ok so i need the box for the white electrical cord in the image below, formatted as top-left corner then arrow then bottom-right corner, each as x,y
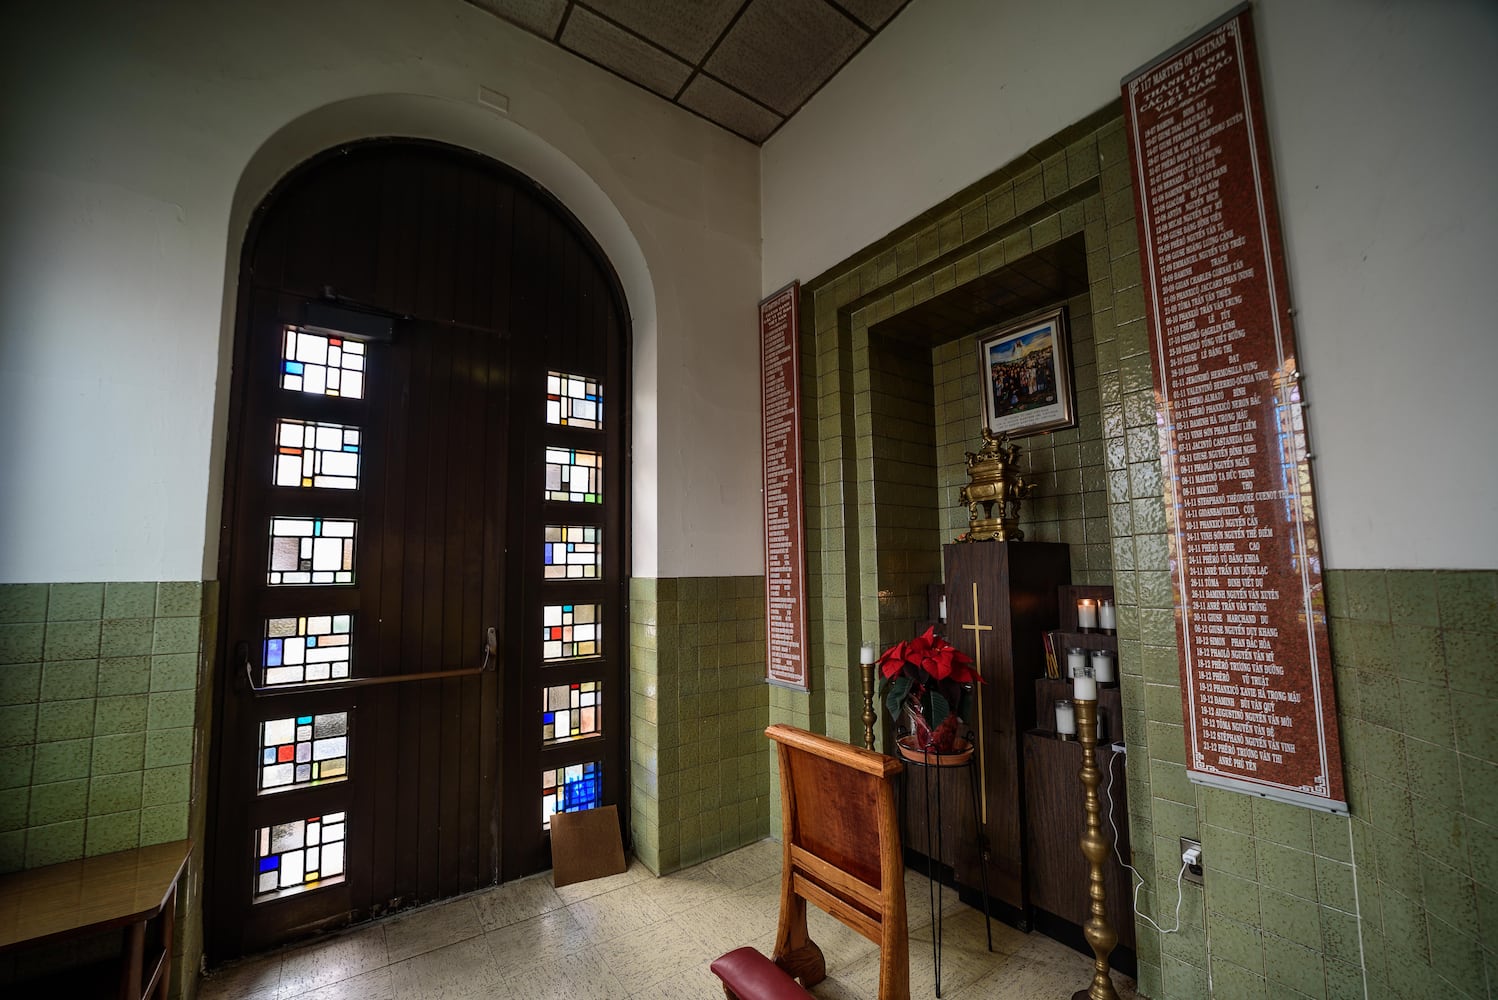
1104,749 -> 1187,934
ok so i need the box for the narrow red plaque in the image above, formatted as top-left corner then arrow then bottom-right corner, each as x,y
1122,6 -> 1345,811
761,282 -> 809,691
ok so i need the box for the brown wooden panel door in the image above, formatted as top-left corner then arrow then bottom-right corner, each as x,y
207,141 -> 629,961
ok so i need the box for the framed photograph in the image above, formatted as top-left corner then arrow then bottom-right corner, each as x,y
976,306 -> 1075,437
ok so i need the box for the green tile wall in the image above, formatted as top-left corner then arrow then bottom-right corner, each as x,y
0,582 -> 201,870
629,576 -> 771,874
779,102 -> 1498,999
0,580 -> 209,998
931,289 -> 1112,584
789,107 -> 1119,746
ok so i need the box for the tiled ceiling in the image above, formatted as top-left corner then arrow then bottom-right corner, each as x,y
465,0 -> 914,143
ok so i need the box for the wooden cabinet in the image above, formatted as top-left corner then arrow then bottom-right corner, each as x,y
901,541 -> 1069,917
1023,680 -> 1135,948
1022,584 -> 1135,949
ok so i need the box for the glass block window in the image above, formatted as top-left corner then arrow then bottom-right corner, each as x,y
274,418 -> 361,490
267,518 -> 356,585
280,328 -> 365,399
544,447 -> 602,504
546,372 -> 601,429
254,812 -> 346,900
543,526 -> 601,580
259,713 -> 348,792
543,604 -> 601,661
541,762 -> 600,830
263,614 -> 352,685
542,682 -> 601,746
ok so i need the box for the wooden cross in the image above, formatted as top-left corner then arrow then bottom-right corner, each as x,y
960,581 -> 990,825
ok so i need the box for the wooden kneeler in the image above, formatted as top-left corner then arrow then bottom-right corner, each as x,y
765,723 -> 909,1000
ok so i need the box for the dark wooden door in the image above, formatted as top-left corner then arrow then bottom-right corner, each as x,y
207,141 -> 629,960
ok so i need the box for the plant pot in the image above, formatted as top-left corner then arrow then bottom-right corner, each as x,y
895,734 -> 974,766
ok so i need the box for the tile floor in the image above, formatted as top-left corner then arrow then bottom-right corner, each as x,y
198,839 -> 1140,1000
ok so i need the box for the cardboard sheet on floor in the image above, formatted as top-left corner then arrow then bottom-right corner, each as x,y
550,804 -> 627,888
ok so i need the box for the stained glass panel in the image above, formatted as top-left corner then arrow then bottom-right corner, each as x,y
544,447 -> 602,504
542,682 -> 601,745
267,517 -> 356,585
543,526 -> 601,580
273,418 -> 361,490
259,712 -> 348,792
280,327 -> 366,399
253,811 -> 346,900
546,372 -> 601,429
541,762 -> 600,830
542,604 -> 601,661
263,614 -> 352,685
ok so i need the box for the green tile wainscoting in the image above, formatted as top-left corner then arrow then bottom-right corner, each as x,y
0,579 -> 213,998
629,576 -> 772,875
778,97 -> 1498,1000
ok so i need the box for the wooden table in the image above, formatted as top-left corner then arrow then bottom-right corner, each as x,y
0,840 -> 192,999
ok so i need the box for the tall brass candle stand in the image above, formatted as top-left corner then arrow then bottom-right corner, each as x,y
861,661 -> 877,751
1073,696 -> 1120,1000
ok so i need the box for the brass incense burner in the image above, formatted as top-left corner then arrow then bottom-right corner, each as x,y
959,427 -> 1034,541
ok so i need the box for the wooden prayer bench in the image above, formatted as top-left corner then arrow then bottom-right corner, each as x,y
765,724 -> 909,1000
0,839 -> 192,999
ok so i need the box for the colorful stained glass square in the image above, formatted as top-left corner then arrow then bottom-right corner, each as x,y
273,418 -> 361,490
541,681 -> 601,745
253,811 -> 347,900
542,604 -> 601,661
263,614 -> 352,685
541,762 -> 600,830
267,517 -> 356,585
543,525 -> 601,580
259,712 -> 349,792
280,327 -> 366,399
546,372 -> 601,429
544,447 -> 602,504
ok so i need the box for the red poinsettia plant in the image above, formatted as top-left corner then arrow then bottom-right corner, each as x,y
878,627 -> 982,753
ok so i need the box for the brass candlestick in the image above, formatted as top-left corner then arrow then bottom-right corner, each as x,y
1073,697 -> 1120,1000
861,661 -> 877,751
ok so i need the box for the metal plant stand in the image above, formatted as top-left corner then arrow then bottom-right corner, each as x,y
896,726 -> 993,998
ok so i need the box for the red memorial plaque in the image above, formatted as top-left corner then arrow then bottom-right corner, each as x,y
1122,5 -> 1345,812
761,283 -> 809,690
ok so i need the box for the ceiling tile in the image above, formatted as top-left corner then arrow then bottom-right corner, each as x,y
836,0 -> 909,31
706,0 -> 867,116
464,0 -> 568,38
583,0 -> 745,63
679,75 -> 784,143
561,6 -> 694,99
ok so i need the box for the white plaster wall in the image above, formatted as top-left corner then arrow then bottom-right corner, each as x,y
0,0 -> 764,583
763,0 -> 1498,570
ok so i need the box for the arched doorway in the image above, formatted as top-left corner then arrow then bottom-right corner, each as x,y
207,140 -> 630,960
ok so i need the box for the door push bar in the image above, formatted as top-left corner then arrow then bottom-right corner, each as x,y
239,627 -> 497,697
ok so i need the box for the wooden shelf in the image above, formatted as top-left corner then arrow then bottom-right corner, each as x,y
1021,583 -> 1136,950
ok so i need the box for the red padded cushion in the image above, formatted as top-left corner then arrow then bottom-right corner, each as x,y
710,947 -> 812,1000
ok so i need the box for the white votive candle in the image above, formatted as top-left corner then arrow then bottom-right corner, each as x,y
1074,672 -> 1098,701
1091,648 -> 1116,683
1055,699 -> 1076,737
860,644 -> 875,665
1067,648 -> 1088,677
939,596 -> 947,621
1099,599 -> 1116,631
1077,598 -> 1098,630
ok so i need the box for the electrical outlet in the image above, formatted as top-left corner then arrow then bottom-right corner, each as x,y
1180,836 -> 1203,885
